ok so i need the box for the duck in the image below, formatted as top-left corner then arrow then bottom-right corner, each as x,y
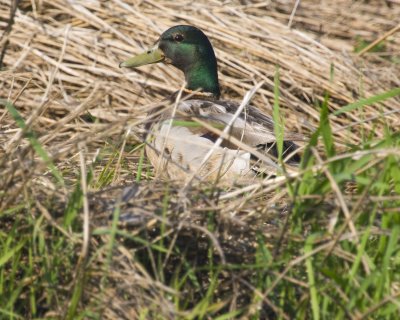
120,25 -> 302,183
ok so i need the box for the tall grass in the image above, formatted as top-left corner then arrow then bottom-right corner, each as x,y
1,0 -> 400,318
1,86 -> 400,318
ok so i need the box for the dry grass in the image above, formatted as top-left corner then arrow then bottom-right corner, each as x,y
1,0 -> 400,319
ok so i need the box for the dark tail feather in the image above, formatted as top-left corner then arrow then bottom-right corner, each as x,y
256,141 -> 301,165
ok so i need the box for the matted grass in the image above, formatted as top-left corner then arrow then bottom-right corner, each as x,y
1,0 -> 400,319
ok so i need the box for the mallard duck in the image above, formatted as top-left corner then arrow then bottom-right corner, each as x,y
120,25 -> 302,183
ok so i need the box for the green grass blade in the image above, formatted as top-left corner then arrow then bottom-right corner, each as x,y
65,274 -> 85,320
0,241 -> 26,268
334,87 -> 400,115
136,146 -> 145,182
320,93 -> 335,157
305,235 -> 320,320
170,120 -> 224,129
3,99 -> 64,186
0,308 -> 24,320
375,225 -> 400,301
214,309 -> 242,320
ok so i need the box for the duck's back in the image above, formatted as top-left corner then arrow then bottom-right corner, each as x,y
145,98 -> 302,183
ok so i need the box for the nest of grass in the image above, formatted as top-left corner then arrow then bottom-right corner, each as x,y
1,0 -> 400,318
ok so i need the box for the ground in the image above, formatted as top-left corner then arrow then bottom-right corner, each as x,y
1,0 -> 400,319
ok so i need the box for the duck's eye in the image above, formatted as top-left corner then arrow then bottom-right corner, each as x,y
174,34 -> 184,42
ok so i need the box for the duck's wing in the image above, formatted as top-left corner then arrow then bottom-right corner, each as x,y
173,98 -> 304,165
147,98 -> 301,182
176,99 -> 303,147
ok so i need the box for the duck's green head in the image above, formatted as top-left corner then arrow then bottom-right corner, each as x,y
120,25 -> 220,98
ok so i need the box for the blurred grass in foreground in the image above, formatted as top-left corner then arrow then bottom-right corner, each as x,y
1,85 -> 400,319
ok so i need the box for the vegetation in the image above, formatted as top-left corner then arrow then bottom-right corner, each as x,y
1,0 -> 400,319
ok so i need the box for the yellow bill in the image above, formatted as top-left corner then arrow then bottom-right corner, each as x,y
119,45 -> 165,68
